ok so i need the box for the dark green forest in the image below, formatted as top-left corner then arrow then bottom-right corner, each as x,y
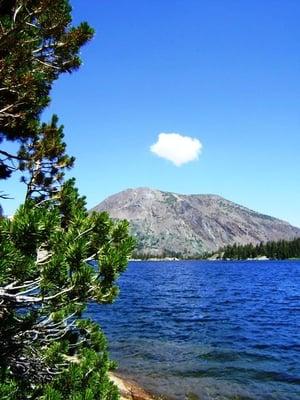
219,237 -> 300,260
132,237 -> 300,260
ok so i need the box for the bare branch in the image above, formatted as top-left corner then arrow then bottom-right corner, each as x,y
4,278 -> 41,291
0,285 -> 74,304
35,58 -> 60,70
0,104 -> 15,113
75,226 -> 94,241
0,149 -> 24,161
13,4 -> 23,23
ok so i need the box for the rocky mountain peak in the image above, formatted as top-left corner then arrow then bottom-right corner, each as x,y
91,188 -> 300,257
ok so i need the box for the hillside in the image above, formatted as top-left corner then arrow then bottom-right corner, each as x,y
90,188 -> 300,257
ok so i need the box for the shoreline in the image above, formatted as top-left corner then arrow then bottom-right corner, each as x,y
130,257 -> 300,261
110,372 -> 158,400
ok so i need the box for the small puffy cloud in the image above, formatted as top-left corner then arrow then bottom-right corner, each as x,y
150,132 -> 202,166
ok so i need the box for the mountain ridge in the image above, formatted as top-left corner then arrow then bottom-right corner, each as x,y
90,187 -> 300,257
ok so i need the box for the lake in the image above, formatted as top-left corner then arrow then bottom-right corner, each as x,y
87,260 -> 300,400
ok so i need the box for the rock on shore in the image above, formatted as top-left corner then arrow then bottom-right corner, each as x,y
109,373 -> 154,400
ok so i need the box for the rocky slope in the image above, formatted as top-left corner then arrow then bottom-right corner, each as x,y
90,188 -> 300,257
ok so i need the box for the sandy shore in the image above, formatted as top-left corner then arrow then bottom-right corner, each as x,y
110,372 -> 157,400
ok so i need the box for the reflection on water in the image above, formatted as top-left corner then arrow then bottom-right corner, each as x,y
87,260 -> 300,399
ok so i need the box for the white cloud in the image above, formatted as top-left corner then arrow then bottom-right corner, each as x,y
150,133 -> 202,166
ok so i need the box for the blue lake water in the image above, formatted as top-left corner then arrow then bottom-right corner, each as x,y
87,260 -> 300,400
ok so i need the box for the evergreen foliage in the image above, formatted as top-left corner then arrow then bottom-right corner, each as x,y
219,238 -> 300,260
18,114 -> 75,200
0,0 -> 93,179
0,1 -> 135,399
0,186 -> 134,399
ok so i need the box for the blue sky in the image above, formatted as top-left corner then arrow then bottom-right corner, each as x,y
2,0 -> 300,227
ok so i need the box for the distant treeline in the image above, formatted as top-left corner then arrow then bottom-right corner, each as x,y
131,238 -> 300,260
131,250 -> 185,260
219,237 -> 300,260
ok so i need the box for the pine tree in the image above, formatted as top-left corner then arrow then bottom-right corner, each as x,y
0,0 -> 93,180
0,175 -> 134,399
18,114 -> 75,201
0,2 -> 135,399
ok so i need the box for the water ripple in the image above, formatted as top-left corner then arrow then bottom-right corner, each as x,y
87,260 -> 300,400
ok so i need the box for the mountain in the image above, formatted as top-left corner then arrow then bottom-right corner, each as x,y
90,188 -> 300,257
